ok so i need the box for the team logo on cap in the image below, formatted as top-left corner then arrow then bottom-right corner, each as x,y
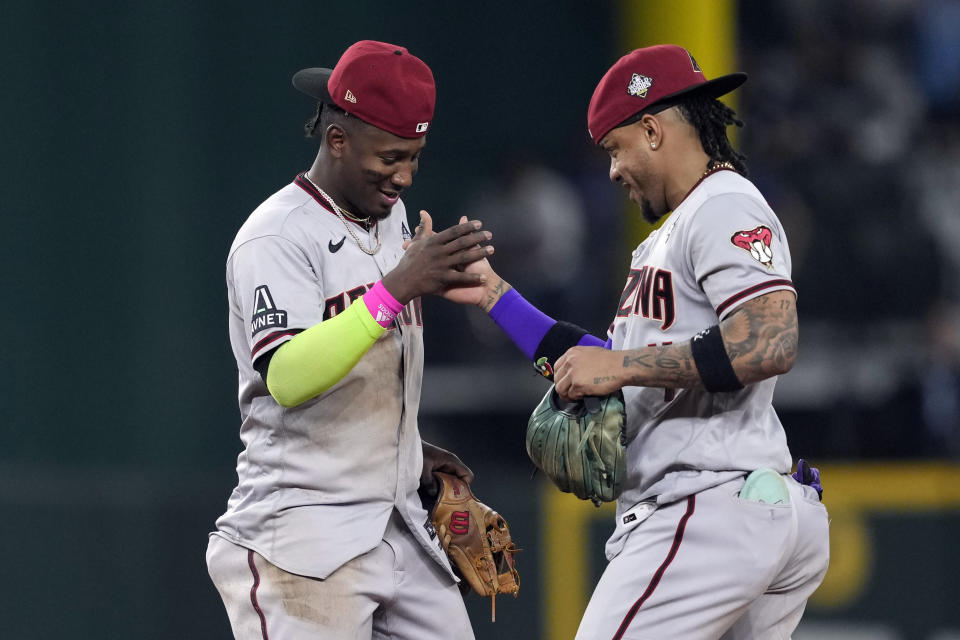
627,73 -> 653,99
688,52 -> 702,73
344,90 -> 357,103
416,122 -> 429,133
731,226 -> 774,269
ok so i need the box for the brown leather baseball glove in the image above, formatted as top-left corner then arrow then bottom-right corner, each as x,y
428,472 -> 519,621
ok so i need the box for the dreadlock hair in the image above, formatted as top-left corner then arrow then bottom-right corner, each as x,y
304,102 -> 353,140
304,101 -> 324,138
675,93 -> 749,177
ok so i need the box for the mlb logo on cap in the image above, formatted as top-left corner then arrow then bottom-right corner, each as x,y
587,44 -> 747,143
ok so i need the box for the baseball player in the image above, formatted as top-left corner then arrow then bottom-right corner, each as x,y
455,45 -> 830,639
205,40 -> 494,639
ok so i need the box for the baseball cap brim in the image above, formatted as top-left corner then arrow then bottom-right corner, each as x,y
292,67 -> 335,104
644,71 -> 748,114
609,72 -> 748,137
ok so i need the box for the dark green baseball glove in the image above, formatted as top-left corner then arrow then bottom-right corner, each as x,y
526,386 -> 627,506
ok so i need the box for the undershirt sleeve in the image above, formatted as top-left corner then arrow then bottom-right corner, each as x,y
265,296 -> 385,407
488,288 -> 606,362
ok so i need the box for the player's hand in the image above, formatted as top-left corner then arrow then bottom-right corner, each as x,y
440,216 -> 509,307
420,441 -> 474,497
384,211 -> 494,304
554,346 -> 626,401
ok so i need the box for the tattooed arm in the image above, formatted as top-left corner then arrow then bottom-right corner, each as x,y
478,276 -> 511,312
716,289 -> 798,385
553,290 -> 797,399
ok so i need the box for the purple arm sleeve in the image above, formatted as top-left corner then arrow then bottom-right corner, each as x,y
488,288 -> 607,360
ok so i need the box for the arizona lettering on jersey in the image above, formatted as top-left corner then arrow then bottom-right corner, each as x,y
324,285 -> 423,327
616,266 -> 675,330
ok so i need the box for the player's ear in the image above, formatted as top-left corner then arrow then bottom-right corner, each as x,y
325,123 -> 347,158
639,114 -> 662,150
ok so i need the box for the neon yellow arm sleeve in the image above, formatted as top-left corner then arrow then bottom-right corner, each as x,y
265,297 -> 385,407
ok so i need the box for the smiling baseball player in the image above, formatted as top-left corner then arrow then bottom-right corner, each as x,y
206,40 -> 494,639
455,45 -> 830,639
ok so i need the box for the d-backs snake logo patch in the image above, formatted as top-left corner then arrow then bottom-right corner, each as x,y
731,225 -> 774,269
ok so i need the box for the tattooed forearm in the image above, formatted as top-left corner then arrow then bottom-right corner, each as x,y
621,343 -> 700,388
616,291 -> 797,390
479,278 -> 509,312
623,353 -> 652,368
720,290 -> 798,384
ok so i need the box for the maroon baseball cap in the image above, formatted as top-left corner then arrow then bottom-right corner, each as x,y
587,44 -> 747,143
292,40 -> 435,139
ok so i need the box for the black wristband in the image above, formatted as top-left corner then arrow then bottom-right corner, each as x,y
534,321 -> 589,366
690,325 -> 744,393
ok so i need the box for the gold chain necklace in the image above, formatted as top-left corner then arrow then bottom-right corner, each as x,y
303,174 -> 381,255
702,161 -> 736,179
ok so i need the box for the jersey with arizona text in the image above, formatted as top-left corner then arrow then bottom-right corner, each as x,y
605,169 -> 795,558
213,173 -> 454,581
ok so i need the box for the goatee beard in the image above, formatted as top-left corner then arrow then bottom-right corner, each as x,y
640,197 -> 664,224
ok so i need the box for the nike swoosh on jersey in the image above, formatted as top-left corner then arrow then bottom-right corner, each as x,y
328,237 -> 346,253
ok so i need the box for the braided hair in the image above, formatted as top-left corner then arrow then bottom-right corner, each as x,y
304,101 -> 324,138
304,102 -> 353,140
676,93 -> 749,177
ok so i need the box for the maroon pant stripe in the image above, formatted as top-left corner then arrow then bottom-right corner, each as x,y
612,495 -> 696,640
247,550 -> 269,640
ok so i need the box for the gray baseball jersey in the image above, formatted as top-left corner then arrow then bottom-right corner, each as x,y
212,173 -> 453,581
575,169 -> 828,639
605,168 -> 795,558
